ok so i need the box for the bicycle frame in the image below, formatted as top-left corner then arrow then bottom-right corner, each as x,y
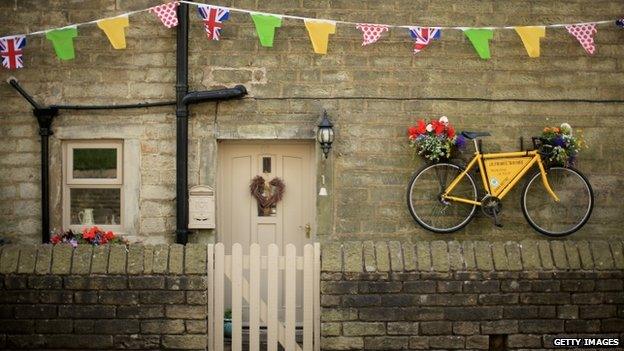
442,139 -> 560,206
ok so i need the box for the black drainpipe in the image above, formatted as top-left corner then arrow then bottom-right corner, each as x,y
175,3 -> 190,244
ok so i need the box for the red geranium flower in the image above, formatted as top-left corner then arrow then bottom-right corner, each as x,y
105,231 -> 115,241
416,120 -> 426,134
432,120 -> 445,135
447,126 -> 456,138
408,126 -> 419,140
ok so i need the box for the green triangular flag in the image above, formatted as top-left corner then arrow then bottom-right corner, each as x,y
463,29 -> 494,60
250,13 -> 282,47
46,27 -> 78,60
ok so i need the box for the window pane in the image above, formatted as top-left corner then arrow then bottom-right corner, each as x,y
73,148 -> 117,178
70,188 -> 121,225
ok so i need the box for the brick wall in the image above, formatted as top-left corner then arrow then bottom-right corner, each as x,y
0,244 -> 209,350
1,241 -> 623,350
0,0 -> 623,243
321,240 -> 624,350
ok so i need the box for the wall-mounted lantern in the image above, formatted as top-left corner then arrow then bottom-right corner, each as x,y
317,110 -> 334,159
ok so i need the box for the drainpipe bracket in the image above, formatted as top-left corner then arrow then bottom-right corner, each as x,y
33,107 -> 58,136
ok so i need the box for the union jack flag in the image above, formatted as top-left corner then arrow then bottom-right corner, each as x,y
197,5 -> 230,40
408,27 -> 441,54
0,35 -> 26,70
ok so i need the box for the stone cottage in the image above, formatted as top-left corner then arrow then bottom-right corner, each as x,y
0,1 -> 623,350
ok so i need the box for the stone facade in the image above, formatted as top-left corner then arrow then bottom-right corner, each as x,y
1,0 -> 623,244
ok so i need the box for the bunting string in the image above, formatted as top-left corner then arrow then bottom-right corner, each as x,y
0,0 -> 621,66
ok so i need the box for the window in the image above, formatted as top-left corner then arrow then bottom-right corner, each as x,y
63,141 -> 124,232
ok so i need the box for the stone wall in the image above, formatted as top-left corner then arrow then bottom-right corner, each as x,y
0,244 -> 209,350
0,0 -> 623,244
320,240 -> 624,350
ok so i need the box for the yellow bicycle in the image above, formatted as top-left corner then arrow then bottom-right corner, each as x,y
407,131 -> 594,236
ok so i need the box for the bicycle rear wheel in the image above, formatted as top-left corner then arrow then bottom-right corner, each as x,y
407,162 -> 478,233
521,166 -> 593,237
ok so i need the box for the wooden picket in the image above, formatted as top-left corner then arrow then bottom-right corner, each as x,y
207,243 -> 321,351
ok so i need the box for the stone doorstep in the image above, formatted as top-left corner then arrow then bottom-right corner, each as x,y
222,326 -> 304,351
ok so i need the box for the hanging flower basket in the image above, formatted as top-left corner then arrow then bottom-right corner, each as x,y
533,123 -> 587,167
407,116 -> 465,163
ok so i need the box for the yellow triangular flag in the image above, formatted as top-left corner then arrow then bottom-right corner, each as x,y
304,20 -> 336,54
514,26 -> 545,58
97,16 -> 130,49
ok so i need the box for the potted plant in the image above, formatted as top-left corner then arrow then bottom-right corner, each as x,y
408,116 -> 465,163
224,309 -> 232,338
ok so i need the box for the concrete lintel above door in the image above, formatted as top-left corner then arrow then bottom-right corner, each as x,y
215,123 -> 316,140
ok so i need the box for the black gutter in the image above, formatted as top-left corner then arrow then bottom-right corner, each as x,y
175,2 -> 190,244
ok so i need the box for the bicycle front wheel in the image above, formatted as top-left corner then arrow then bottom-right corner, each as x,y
521,166 -> 593,237
407,162 -> 478,233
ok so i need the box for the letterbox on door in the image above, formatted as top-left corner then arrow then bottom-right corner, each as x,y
188,185 -> 215,229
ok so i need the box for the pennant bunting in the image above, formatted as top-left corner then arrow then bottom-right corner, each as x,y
566,24 -> 597,55
355,24 -> 389,46
97,16 -> 130,49
408,27 -> 441,54
0,36 -> 26,70
45,27 -> 78,60
150,2 -> 179,28
463,29 -> 494,60
617,19 -> 624,28
250,13 -> 282,47
514,26 -> 545,58
304,20 -> 336,54
198,5 -> 230,40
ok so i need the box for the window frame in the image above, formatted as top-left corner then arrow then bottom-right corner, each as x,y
62,140 -> 125,233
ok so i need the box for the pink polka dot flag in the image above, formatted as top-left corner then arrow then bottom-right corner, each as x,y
565,24 -> 597,55
150,2 -> 179,29
356,24 -> 389,46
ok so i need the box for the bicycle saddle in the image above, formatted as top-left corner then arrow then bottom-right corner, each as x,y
461,131 -> 491,139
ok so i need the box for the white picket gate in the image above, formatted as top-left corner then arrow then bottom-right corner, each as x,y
207,243 -> 321,351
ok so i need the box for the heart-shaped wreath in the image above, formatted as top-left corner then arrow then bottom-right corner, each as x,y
250,176 -> 285,214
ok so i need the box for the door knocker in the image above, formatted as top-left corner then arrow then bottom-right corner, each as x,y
250,176 -> 285,216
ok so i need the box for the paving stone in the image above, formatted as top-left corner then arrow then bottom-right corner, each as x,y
430,241 -> 449,272
416,242 -> 431,271
343,241 -> 362,272
17,245 -> 37,274
143,245 -> 154,274
564,241 -> 581,269
550,241 -> 568,269
71,245 -> 92,274
375,241 -> 390,272
108,244 -> 127,274
462,241 -> 477,270
590,241 -> 614,270
322,242 -> 342,272
491,242 -> 509,271
184,244 -> 206,274
153,244 -> 169,274
168,244 -> 184,274
388,241 -> 403,271
402,242 -> 416,271
127,245 -> 145,274
611,241 -> 624,269
504,241 -> 522,271
91,245 -> 109,274
537,240 -> 554,270
474,241 -> 493,271
0,245 -> 19,274
576,241 -> 594,269
51,244 -> 72,275
520,240 -> 541,270
448,241 -> 464,271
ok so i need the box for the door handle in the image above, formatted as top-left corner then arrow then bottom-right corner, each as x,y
305,223 -> 311,238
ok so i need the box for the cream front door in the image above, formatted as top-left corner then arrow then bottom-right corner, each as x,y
217,141 -> 316,324
217,141 -> 316,252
